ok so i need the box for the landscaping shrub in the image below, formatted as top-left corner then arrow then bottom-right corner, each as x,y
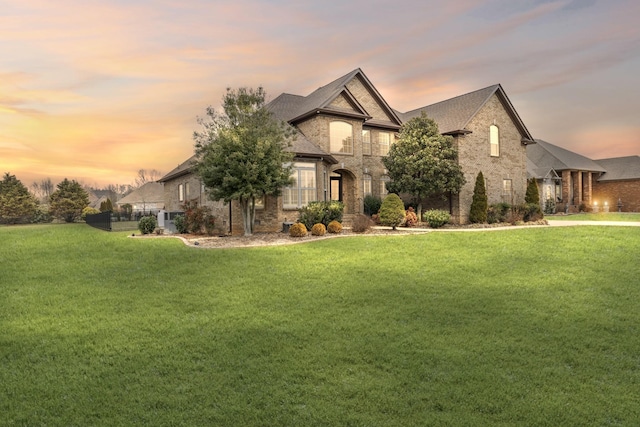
363,195 -> 382,216
351,214 -> 371,233
81,207 -> 100,220
522,203 -> 543,222
327,220 -> 343,234
469,171 -> 488,223
138,215 -> 157,235
289,222 -> 307,237
298,201 -> 344,230
379,193 -> 406,230
487,203 -> 511,224
182,199 -> 215,235
173,214 -> 188,234
525,178 -> 540,204
544,198 -> 556,215
311,223 -> 326,236
404,207 -> 418,227
422,209 -> 450,228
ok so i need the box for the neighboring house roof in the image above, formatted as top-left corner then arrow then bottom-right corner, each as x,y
527,139 -> 606,173
117,182 -> 164,205
268,68 -> 402,129
595,156 -> 640,181
158,155 -> 196,182
399,84 -> 534,143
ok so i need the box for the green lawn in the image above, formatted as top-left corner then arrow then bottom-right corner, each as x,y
548,212 -> 640,221
1,224 -> 639,426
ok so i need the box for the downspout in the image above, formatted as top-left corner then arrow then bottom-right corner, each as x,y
229,202 -> 232,235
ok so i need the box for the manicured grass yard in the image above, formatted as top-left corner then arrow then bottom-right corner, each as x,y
549,212 -> 640,222
1,224 -> 639,425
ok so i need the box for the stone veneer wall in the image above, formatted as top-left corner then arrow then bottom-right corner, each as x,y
454,94 -> 528,223
296,115 -> 394,214
593,179 -> 640,212
162,173 -> 230,233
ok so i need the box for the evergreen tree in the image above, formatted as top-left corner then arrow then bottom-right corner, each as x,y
469,172 -> 488,223
49,178 -> 90,223
193,87 -> 295,236
525,178 -> 540,205
382,112 -> 465,218
378,193 -> 406,230
0,173 -> 38,224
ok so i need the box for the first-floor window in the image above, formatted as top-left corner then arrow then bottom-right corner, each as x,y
283,162 -> 317,209
178,184 -> 184,202
380,176 -> 390,197
363,174 -> 372,196
503,179 -> 512,196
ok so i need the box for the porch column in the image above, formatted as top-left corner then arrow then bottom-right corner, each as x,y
583,172 -> 592,205
562,170 -> 571,204
572,171 -> 582,205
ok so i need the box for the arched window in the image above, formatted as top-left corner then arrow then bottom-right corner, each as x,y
330,121 -> 353,154
490,124 -> 499,157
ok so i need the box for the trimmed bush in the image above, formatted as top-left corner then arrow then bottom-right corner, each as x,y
327,220 -> 343,234
311,223 -> 326,236
544,198 -> 556,215
423,209 -> 450,228
522,203 -> 543,222
525,178 -> 540,204
138,215 -> 157,235
173,214 -> 188,234
351,214 -> 371,233
82,207 -> 100,220
404,207 -> 418,227
363,195 -> 382,216
298,201 -> 344,230
469,171 -> 488,223
379,194 -> 406,230
289,222 -> 307,237
487,203 -> 511,224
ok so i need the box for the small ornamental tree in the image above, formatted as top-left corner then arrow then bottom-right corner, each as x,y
193,87 -> 296,236
525,178 -> 540,205
0,172 -> 38,224
469,172 -> 488,223
382,112 -> 465,219
49,178 -> 90,223
379,193 -> 406,230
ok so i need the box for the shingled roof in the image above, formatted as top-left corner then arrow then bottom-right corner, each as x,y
267,68 -> 401,128
595,156 -> 640,181
399,84 -> 534,142
158,155 -> 196,182
527,139 -> 606,174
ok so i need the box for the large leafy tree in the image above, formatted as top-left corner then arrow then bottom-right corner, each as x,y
382,112 -> 465,218
49,178 -> 89,223
193,87 -> 296,236
0,173 -> 38,224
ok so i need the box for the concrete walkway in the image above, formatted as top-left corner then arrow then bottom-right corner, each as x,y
546,220 -> 640,227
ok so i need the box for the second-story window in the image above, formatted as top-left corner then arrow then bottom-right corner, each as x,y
379,132 -> 391,156
490,124 -> 500,157
330,121 -> 353,154
362,130 -> 371,155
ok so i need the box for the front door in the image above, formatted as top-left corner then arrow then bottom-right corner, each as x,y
330,174 -> 342,202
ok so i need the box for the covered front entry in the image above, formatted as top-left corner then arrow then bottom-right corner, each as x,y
329,169 -> 356,214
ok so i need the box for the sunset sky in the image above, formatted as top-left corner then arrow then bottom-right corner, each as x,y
1,0 -> 639,188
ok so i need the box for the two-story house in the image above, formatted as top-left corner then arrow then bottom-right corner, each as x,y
159,68 -> 534,234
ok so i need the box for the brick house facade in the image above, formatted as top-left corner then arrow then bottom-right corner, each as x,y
527,142 -> 639,213
160,68 -> 535,234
